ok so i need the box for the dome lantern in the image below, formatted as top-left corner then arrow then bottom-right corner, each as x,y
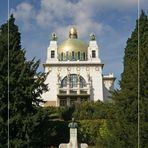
69,27 -> 78,39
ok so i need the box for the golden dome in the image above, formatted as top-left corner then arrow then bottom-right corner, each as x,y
58,38 -> 88,53
58,27 -> 88,61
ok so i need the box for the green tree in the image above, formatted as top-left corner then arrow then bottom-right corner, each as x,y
58,105 -> 75,121
104,10 -> 148,148
139,10 -> 148,148
106,12 -> 139,148
0,15 -> 48,147
73,101 -> 115,120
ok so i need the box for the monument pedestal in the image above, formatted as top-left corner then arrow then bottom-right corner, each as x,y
68,128 -> 78,148
59,119 -> 88,148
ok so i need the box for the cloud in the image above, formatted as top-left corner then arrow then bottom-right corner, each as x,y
36,0 -> 73,27
11,0 -> 138,35
53,18 -> 104,41
34,0 -> 112,40
11,0 -> 138,52
11,2 -> 35,21
11,2 -> 36,30
11,0 -> 139,48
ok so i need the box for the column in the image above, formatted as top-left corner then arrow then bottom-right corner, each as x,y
77,82 -> 80,95
87,82 -> 90,94
57,71 -> 60,94
77,72 -> 80,95
87,72 -> 91,94
77,97 -> 81,103
67,71 -> 70,95
67,97 -> 70,106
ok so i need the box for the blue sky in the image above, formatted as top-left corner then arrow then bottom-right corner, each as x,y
1,0 -> 148,88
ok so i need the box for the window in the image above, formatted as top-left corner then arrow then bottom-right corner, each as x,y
78,52 -> 80,60
92,50 -> 96,58
80,76 -> 87,88
66,51 -> 69,60
70,74 -> 77,88
61,52 -> 63,60
72,51 -> 75,60
51,51 -> 55,58
70,99 -> 75,105
60,99 -> 67,106
61,74 -> 86,88
83,52 -> 85,60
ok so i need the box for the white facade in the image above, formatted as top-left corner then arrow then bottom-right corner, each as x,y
42,28 -> 115,106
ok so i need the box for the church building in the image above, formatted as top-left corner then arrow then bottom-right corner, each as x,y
42,27 -> 115,107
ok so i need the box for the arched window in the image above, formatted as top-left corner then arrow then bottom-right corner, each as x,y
78,52 -> 80,60
61,52 -> 63,60
66,51 -> 69,60
83,52 -> 85,60
61,74 -> 86,88
92,50 -> 96,58
51,50 -> 55,58
72,51 -> 75,60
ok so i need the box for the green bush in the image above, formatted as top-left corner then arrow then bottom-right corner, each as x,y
78,120 -> 101,145
77,119 -> 110,146
33,104 -> 113,147
32,119 -> 69,147
30,117 -> 111,147
58,106 -> 75,121
45,106 -> 59,119
73,101 -> 115,120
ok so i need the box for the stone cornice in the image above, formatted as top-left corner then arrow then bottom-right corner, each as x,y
43,61 -> 104,68
103,77 -> 116,81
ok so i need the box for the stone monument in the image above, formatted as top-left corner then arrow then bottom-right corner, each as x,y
59,118 -> 88,148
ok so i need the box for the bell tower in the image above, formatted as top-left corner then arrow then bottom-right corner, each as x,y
88,33 -> 101,62
46,32 -> 58,63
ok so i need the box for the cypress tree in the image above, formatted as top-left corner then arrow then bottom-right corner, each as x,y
0,15 -> 48,147
0,14 -> 10,148
139,10 -> 148,148
106,10 -> 148,148
106,12 -> 138,148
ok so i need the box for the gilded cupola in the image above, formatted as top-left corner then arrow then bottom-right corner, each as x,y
58,27 -> 88,61
69,27 -> 78,38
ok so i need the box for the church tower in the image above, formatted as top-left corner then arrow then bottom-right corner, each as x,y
42,27 -> 115,106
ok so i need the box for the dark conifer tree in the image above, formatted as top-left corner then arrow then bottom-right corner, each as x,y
105,10 -> 148,148
139,10 -> 148,148
112,15 -> 138,148
0,15 -> 48,147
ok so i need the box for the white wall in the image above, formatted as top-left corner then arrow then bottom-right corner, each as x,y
43,62 -> 104,106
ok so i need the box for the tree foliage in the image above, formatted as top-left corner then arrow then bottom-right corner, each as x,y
0,15 -> 48,147
73,101 -> 115,120
104,10 -> 148,148
139,10 -> 148,148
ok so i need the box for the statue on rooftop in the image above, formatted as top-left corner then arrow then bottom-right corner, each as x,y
90,33 -> 96,41
51,32 -> 57,41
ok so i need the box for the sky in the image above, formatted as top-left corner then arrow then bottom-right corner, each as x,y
1,0 -> 148,88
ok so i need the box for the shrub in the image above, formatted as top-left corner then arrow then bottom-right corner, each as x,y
58,105 -> 75,121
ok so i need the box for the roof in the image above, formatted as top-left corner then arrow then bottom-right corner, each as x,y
58,38 -> 88,54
